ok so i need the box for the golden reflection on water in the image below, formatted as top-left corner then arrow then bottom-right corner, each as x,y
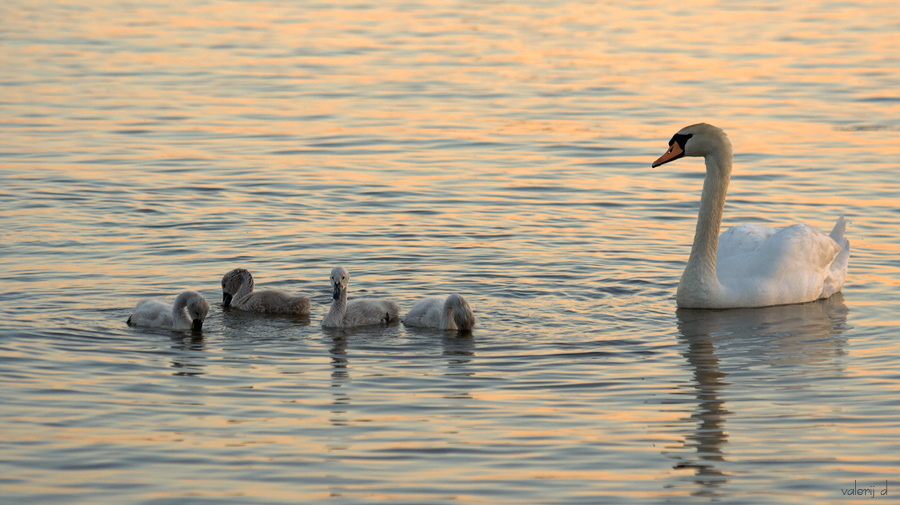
3,0 -> 900,503
672,295 -> 851,494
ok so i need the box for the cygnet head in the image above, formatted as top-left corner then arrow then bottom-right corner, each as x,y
330,266 -> 350,300
221,268 -> 250,307
652,123 -> 730,167
177,291 -> 210,331
190,297 -> 210,331
447,293 -> 476,331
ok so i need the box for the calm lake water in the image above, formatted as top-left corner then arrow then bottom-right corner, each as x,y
2,0 -> 899,503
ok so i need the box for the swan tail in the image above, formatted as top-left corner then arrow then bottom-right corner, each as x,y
822,216 -> 850,299
829,216 -> 850,260
829,216 -> 847,244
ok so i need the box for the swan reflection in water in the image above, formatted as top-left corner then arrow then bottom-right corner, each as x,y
323,325 -> 478,429
669,294 -> 849,496
169,334 -> 207,377
440,330 -> 476,401
323,328 -> 353,431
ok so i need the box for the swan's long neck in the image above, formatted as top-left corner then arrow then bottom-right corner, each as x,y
679,146 -> 732,302
172,292 -> 193,329
440,300 -> 457,330
235,270 -> 254,301
442,294 -> 474,330
328,286 -> 348,323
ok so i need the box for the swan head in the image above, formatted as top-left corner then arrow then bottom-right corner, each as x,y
177,291 -> 210,332
652,123 -> 730,167
330,266 -> 350,300
221,268 -> 247,307
189,296 -> 210,331
446,294 -> 476,331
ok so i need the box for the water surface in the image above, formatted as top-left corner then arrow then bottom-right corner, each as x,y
2,0 -> 899,503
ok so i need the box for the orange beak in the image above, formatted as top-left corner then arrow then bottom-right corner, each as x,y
652,142 -> 684,168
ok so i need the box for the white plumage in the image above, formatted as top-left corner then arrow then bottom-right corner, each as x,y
405,294 -> 475,331
652,123 -> 849,309
127,290 -> 210,331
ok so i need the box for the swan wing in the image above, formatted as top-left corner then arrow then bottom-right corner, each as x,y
236,290 -> 311,315
344,298 -> 400,326
716,224 -> 779,259
129,299 -> 174,328
405,296 -> 444,327
717,223 -> 842,306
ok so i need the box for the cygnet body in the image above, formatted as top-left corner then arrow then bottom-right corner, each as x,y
127,290 -> 209,331
321,266 -> 399,328
405,294 -> 475,331
221,268 -> 310,316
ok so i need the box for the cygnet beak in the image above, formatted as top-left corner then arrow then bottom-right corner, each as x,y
223,292 -> 233,307
192,319 -> 203,332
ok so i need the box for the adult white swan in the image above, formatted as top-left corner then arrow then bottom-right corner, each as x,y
127,290 -> 210,331
221,268 -> 311,316
321,266 -> 400,328
652,123 -> 849,309
405,294 -> 476,331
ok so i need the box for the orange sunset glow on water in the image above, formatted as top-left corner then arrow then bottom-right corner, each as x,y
1,0 -> 899,503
